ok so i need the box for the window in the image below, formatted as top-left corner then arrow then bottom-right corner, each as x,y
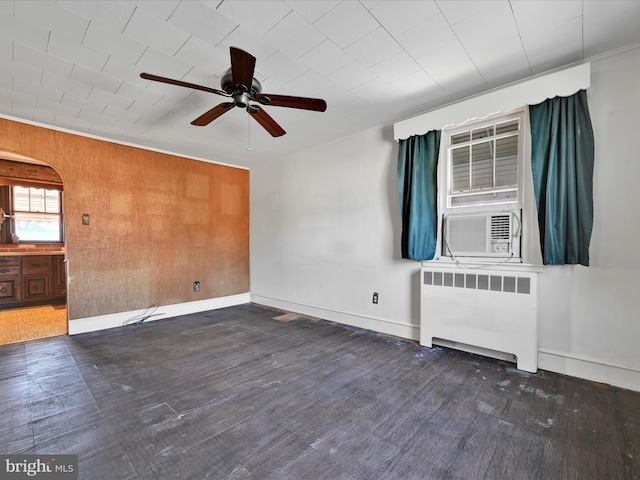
441,110 -> 527,262
12,186 -> 63,242
446,112 -> 524,210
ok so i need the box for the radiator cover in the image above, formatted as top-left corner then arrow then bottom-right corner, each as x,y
420,266 -> 539,372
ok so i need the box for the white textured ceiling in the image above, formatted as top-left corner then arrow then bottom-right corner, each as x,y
1,0 -> 640,168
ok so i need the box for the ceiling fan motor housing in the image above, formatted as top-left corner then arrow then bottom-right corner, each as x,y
221,69 -> 262,100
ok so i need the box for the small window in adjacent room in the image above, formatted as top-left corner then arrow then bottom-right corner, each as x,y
12,186 -> 63,242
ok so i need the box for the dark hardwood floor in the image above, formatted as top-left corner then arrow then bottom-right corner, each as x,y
1,303 -> 638,479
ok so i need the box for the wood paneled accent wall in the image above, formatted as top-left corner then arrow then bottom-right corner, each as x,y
0,118 -> 249,321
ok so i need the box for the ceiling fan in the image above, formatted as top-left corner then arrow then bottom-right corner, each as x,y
140,47 -> 327,138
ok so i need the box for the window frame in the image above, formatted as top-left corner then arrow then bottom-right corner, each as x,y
436,108 -> 539,265
5,184 -> 64,244
443,109 -> 526,214
0,182 -> 66,245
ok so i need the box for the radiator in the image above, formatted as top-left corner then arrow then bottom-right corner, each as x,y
420,266 -> 539,372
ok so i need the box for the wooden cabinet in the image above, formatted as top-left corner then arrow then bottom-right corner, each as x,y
0,254 -> 65,308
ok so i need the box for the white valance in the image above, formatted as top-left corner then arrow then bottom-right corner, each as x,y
393,63 -> 591,140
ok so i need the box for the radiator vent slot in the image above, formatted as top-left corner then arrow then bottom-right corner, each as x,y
424,270 -> 530,294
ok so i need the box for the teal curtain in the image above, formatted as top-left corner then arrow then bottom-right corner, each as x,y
529,89 -> 594,266
397,130 -> 441,260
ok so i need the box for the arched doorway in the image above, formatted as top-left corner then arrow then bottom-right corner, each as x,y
0,151 -> 67,345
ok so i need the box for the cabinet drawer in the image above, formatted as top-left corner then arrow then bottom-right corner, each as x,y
0,265 -> 20,276
0,279 -> 19,301
21,256 -> 52,275
0,256 -> 20,267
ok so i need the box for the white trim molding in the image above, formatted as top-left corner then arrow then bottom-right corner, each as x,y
68,293 -> 251,335
251,294 -> 419,341
538,347 -> 640,392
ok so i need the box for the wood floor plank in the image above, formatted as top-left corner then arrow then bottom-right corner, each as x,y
0,303 -> 638,479
263,447 -> 357,480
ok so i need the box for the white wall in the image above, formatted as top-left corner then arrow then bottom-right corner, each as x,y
251,126 -> 421,339
251,45 -> 640,391
537,46 -> 640,390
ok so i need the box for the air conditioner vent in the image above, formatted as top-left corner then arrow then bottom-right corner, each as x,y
491,215 -> 511,240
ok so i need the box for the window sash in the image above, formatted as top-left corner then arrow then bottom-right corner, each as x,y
446,115 -> 522,209
13,186 -> 60,213
13,212 -> 63,242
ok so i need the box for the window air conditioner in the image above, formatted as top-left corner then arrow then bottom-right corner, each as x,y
443,211 -> 521,258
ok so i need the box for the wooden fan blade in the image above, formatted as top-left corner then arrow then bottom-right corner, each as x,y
247,106 -> 286,137
230,47 -> 256,92
140,73 -> 228,97
191,103 -> 235,126
256,94 -> 327,112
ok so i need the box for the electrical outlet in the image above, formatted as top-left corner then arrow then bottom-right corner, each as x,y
193,281 -> 200,292
372,292 -> 378,304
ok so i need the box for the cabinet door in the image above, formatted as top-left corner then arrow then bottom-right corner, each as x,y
22,275 -> 51,301
53,256 -> 66,298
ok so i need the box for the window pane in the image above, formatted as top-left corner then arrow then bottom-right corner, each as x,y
472,125 -> 493,140
451,131 -> 470,145
471,141 -> 493,189
495,135 -> 518,187
495,119 -> 519,135
451,146 -> 470,192
29,189 -> 46,212
45,190 -> 60,212
14,212 -> 62,242
13,186 -> 31,211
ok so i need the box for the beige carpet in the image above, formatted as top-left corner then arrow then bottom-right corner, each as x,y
0,304 -> 67,345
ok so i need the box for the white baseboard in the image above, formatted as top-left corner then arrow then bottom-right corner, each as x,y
538,347 -> 640,392
251,294 -> 419,341
68,293 -> 251,335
